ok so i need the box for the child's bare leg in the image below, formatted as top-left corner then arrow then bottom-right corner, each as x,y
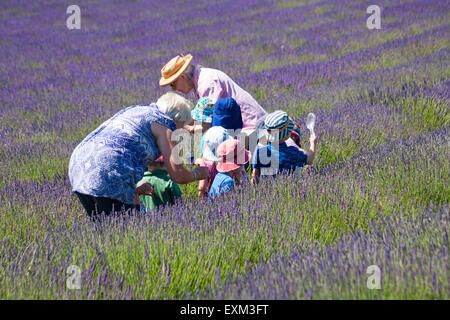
251,168 -> 260,185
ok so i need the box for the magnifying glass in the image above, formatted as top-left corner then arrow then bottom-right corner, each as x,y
306,113 -> 316,135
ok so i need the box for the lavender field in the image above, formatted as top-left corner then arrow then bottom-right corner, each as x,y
0,0 -> 449,299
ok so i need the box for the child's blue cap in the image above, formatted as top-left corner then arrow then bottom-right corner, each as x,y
211,97 -> 243,130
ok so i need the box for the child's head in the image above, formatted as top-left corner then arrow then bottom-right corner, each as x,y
203,126 -> 232,162
216,139 -> 250,174
264,110 -> 294,144
147,156 -> 166,172
191,96 -> 215,133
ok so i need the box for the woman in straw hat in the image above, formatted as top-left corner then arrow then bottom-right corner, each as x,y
68,92 -> 209,218
159,54 -> 267,148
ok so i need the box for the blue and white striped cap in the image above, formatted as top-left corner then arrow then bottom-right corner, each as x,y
264,110 -> 294,142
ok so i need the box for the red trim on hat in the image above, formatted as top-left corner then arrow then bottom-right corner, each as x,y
266,120 -> 290,134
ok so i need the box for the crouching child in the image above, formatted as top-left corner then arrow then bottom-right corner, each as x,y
251,110 -> 317,184
135,156 -> 182,213
209,139 -> 250,200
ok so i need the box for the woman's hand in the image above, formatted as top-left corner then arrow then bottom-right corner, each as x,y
184,124 -> 195,134
183,119 -> 195,133
135,182 -> 154,196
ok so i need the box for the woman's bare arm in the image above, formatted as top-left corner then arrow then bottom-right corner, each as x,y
152,122 -> 208,184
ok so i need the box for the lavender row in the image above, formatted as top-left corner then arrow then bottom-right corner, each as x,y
1,65 -> 447,183
199,203 -> 449,299
1,126 -> 447,298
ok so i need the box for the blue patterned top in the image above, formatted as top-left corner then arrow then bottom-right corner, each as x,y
68,104 -> 176,204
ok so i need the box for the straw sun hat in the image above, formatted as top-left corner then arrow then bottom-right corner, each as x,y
159,54 -> 193,87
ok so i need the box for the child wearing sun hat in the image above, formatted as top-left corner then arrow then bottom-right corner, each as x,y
197,126 -> 249,199
184,96 -> 216,164
211,97 -> 243,131
254,114 -> 302,151
251,110 -> 317,184
209,139 -> 250,200
195,126 -> 232,199
185,96 -> 215,135
211,96 -> 249,176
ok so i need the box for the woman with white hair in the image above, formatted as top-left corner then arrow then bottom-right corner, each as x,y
68,92 -> 208,218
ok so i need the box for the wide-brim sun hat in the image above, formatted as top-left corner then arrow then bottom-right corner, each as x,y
191,97 -> 215,123
216,139 -> 251,173
211,97 -> 243,130
202,126 -> 231,161
264,110 -> 294,142
159,54 -> 193,87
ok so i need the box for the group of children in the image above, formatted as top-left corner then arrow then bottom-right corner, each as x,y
135,97 -> 317,213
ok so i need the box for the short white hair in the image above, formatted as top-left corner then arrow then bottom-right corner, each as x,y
156,92 -> 193,122
183,63 -> 196,80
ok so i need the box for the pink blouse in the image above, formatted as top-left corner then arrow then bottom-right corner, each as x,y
194,67 -> 267,134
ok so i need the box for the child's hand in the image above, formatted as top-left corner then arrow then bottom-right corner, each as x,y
183,124 -> 195,134
194,158 -> 203,166
134,182 -> 154,196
